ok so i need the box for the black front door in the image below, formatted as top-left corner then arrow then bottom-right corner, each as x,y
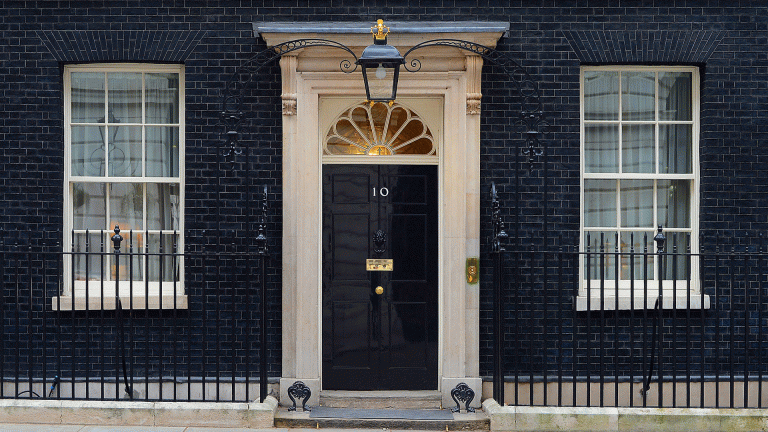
322,164 -> 438,390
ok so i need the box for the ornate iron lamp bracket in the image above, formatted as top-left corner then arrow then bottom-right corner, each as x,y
402,39 -> 547,172
220,39 -> 359,161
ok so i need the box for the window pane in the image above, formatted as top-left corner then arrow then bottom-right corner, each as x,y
622,72 -> 655,121
146,127 -> 179,177
109,183 -> 143,232
147,183 -> 180,231
663,232 -> 691,280
108,72 -> 142,124
109,125 -> 142,177
584,124 -> 619,173
73,232 -> 104,282
584,71 -> 618,120
620,180 -> 653,228
145,73 -> 179,124
110,243 -> 143,283
147,234 -> 179,282
622,124 -> 655,173
619,231 -> 654,282
324,102 -> 435,156
385,106 -> 408,143
71,72 -> 104,124
659,124 -> 692,174
584,180 -> 616,227
659,72 -> 692,121
71,126 -> 105,177
585,231 -> 618,281
657,180 -> 691,228
111,229 -> 144,283
73,182 -> 106,230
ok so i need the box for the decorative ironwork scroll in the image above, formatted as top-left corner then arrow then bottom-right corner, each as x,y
286,380 -> 312,412
450,382 -> 476,413
220,39 -> 359,160
402,39 -> 546,171
221,36 -> 544,168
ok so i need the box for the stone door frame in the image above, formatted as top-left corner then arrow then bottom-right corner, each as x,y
255,21 -> 509,407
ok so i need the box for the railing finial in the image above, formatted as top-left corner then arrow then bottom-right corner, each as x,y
654,225 -> 665,254
111,225 -> 123,252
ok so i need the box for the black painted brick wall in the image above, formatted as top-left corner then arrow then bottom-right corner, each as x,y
1,1 -> 768,387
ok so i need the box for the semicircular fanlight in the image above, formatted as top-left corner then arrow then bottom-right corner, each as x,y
324,102 -> 436,156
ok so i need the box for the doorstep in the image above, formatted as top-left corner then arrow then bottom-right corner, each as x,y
319,390 -> 443,409
274,405 -> 489,430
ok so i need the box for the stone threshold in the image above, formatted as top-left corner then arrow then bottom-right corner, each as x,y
0,396 -> 277,429
275,406 -> 489,430
483,398 -> 768,432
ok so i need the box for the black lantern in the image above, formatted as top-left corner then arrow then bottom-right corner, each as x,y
356,20 -> 405,104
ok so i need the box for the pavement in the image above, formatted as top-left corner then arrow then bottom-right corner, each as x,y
0,427 -> 346,432
0,427 -> 426,432
0,427 -> 282,432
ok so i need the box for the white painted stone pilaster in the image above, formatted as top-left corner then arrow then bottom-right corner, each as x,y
279,54 -> 321,407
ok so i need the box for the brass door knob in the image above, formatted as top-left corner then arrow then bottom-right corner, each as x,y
375,286 -> 384,295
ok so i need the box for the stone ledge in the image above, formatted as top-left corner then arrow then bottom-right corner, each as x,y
0,396 -> 278,428
482,398 -> 768,432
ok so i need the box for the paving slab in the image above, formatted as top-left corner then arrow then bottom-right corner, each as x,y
186,429 -> 283,432
0,425 -> 83,432
78,427 -> 185,432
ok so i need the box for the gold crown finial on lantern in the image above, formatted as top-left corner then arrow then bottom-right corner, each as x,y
371,19 -> 389,41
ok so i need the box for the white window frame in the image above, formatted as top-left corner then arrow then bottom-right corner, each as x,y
57,63 -> 186,310
578,65 -> 708,311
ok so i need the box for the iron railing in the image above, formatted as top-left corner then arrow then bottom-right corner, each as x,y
0,226 -> 272,403
490,225 -> 768,408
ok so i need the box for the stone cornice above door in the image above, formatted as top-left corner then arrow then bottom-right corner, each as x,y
254,21 -> 509,72
254,21 -> 509,49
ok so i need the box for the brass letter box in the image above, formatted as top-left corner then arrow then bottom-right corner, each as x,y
366,259 -> 393,271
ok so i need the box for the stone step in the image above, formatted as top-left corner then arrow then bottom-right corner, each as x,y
319,390 -> 443,409
274,406 -> 489,430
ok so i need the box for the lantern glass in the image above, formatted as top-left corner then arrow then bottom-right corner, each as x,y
362,62 -> 399,102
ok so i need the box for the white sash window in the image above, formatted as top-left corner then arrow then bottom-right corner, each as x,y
579,66 -> 706,310
60,64 -> 185,310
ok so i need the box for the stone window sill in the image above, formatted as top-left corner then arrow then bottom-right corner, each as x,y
575,293 -> 711,311
51,295 -> 188,311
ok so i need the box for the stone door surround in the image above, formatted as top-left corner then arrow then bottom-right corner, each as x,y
254,21 -> 509,407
